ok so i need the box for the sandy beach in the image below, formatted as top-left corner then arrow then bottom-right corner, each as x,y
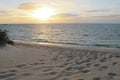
0,40 -> 120,80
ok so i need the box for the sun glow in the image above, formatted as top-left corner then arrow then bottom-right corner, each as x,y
32,6 -> 56,21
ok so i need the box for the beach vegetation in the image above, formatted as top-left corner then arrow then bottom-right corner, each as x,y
0,29 -> 14,46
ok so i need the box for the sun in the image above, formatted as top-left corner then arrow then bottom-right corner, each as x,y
32,6 -> 56,21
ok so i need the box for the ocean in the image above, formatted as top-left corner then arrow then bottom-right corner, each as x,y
0,23 -> 120,48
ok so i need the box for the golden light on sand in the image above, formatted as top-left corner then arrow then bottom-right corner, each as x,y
32,6 -> 56,21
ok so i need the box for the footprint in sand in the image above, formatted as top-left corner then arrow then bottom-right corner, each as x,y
32,67 -> 42,70
64,71 -> 73,76
107,72 -> 117,77
22,73 -> 32,76
39,59 -> 44,61
73,66 -> 85,71
63,77 -> 69,80
6,77 -> 16,80
51,58 -> 57,61
42,68 -> 52,72
0,69 -> 18,79
112,62 -> 117,66
81,70 -> 90,73
9,70 -> 17,73
108,55 -> 113,59
99,57 -> 107,62
66,59 -> 71,62
92,77 -> 101,80
86,63 -> 91,67
98,66 -> 108,71
63,62 -> 70,66
0,69 -> 17,74
115,54 -> 120,58
16,64 -> 26,68
45,71 -> 57,75
47,73 -> 62,80
65,67 -> 72,71
31,62 -> 40,65
75,61 -> 84,65
30,62 -> 45,66
0,73 -> 16,79
0,71 -> 7,74
106,72 -> 117,79
57,65 -> 65,67
94,64 -> 100,67
78,79 -> 84,80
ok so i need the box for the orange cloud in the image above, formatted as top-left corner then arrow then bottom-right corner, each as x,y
17,2 -> 41,10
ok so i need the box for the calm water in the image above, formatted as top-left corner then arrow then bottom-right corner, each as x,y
0,23 -> 120,48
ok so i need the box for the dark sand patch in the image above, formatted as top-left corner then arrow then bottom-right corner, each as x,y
16,64 -> 26,68
0,73 -> 16,79
92,77 -> 101,80
22,73 -> 32,76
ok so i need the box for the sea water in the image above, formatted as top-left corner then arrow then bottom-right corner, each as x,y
0,23 -> 120,48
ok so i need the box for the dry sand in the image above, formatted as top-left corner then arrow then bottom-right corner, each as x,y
0,40 -> 120,80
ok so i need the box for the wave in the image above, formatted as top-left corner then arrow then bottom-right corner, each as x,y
33,39 -> 120,49
93,44 -> 120,48
35,39 -> 48,42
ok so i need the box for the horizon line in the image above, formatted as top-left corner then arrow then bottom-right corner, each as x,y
0,22 -> 120,25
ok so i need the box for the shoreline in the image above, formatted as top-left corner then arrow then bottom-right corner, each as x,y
14,40 -> 120,53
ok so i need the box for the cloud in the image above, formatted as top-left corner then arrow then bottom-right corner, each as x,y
109,3 -> 120,9
0,10 -> 10,16
0,2 -> 41,18
54,13 -> 78,17
92,14 -> 120,17
85,10 -> 109,12
110,14 -> 120,17
0,10 -> 7,14
79,9 -> 120,18
49,1 -> 77,13
17,2 -> 41,10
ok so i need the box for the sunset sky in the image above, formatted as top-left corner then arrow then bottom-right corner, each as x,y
0,0 -> 120,24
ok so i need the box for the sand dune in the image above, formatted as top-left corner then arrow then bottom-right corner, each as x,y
0,41 -> 120,80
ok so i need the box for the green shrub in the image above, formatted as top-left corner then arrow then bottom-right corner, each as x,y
0,29 -> 14,46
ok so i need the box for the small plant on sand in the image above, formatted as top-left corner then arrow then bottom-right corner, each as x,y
0,29 -> 14,46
